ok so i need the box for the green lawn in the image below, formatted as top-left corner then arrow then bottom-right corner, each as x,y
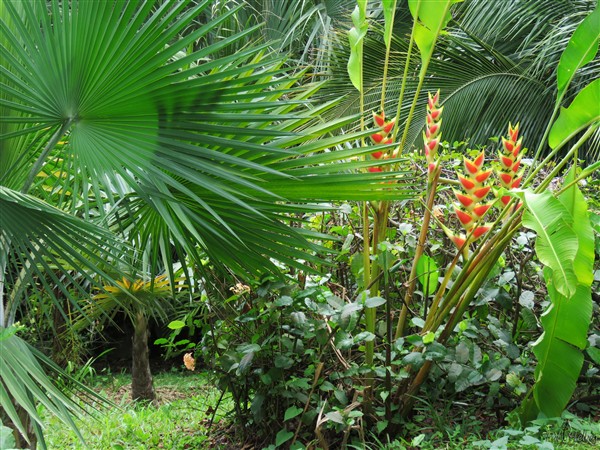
42,370 -> 234,450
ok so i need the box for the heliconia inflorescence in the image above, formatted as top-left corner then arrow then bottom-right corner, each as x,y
368,111 -> 397,172
497,122 -> 525,209
441,150 -> 493,255
423,90 -> 443,176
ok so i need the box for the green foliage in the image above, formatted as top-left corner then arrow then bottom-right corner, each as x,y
556,3 -> 600,99
520,174 -> 595,421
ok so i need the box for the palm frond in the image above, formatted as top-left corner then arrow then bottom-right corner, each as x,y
0,187 -> 131,327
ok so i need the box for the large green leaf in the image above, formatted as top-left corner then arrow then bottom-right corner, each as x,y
416,254 -> 439,297
0,187 -> 130,326
532,276 -> 592,417
408,0 -> 461,77
347,0 -> 368,92
524,180 -> 594,420
558,169 -> 595,287
1,0 -> 418,282
548,79 -> 600,149
556,2 -> 600,99
521,190 -> 579,298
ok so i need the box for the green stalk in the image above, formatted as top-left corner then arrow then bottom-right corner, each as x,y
531,125 -> 598,193
391,1 -> 418,148
395,166 -> 440,339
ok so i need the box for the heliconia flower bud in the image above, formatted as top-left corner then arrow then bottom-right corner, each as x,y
499,172 -> 513,187
501,155 -> 513,170
452,235 -> 467,248
459,175 -> 475,191
427,139 -> 439,151
382,119 -> 396,134
455,207 -> 474,227
511,176 -> 522,189
371,133 -> 384,144
372,151 -> 383,159
472,204 -> 491,218
428,90 -> 440,110
428,162 -> 437,173
368,166 -> 382,172
464,158 -> 479,174
384,139 -> 393,145
373,111 -> 386,127
509,122 -> 519,142
472,225 -> 491,239
473,186 -> 491,199
475,170 -> 492,183
501,195 -> 511,206
455,191 -> 474,208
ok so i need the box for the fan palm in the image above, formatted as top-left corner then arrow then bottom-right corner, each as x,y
78,275 -> 176,403
1,0 -> 418,446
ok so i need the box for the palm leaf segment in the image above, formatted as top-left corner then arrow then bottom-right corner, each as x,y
1,0 -> 417,279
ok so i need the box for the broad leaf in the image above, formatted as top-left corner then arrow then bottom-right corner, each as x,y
556,3 -> 600,98
347,2 -> 369,92
416,254 -> 439,297
521,190 -> 578,297
558,169 -> 595,286
532,279 -> 592,417
408,0 -> 461,76
548,79 -> 600,149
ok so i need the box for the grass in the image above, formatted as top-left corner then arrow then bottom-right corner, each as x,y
41,369 -> 235,450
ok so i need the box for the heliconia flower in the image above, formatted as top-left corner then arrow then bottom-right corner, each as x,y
424,90 -> 443,176
458,175 -> 475,191
455,207 -> 474,227
475,169 -> 492,183
455,191 -> 474,208
473,186 -> 491,200
451,148 -> 494,253
368,111 -> 398,172
509,122 -> 519,142
496,122 -> 526,211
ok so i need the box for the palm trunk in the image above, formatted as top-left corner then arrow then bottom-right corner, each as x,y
131,311 -> 155,402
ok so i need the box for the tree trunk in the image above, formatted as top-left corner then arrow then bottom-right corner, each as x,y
131,311 -> 155,402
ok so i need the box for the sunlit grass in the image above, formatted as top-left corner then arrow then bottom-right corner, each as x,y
42,370 -> 233,450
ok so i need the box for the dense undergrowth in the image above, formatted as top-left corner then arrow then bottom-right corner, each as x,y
38,370 -> 599,450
